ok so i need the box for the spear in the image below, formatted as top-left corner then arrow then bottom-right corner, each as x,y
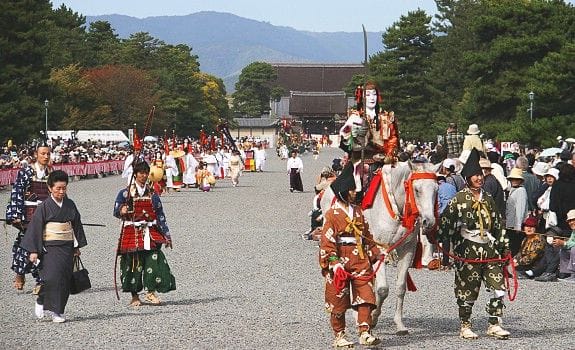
359,24 -> 369,193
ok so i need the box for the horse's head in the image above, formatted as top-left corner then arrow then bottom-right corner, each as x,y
406,162 -> 440,231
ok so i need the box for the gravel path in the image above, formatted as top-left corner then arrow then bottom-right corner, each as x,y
1,147 -> 573,349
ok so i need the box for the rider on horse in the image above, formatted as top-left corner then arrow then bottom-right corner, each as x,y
339,81 -> 400,199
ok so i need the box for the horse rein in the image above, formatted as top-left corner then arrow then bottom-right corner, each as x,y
334,171 -> 438,291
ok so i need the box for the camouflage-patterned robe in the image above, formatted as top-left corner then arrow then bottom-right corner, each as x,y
438,188 -> 510,319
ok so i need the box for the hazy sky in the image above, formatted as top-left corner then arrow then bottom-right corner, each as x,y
50,0 -> 440,32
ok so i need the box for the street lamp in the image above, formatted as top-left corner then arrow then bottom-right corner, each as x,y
44,99 -> 49,136
528,91 -> 534,122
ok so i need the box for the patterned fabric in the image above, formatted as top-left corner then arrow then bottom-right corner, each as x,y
6,164 -> 50,282
114,182 -> 175,294
366,111 -> 399,157
515,235 -> 545,267
319,203 -> 381,332
11,229 -> 42,282
438,188 -> 509,322
445,131 -> 464,157
438,188 -> 508,255
120,250 -> 176,293
6,166 -> 35,222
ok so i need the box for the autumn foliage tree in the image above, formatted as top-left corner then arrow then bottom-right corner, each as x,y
52,65 -> 160,130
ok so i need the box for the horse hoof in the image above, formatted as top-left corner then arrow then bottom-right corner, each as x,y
396,330 -> 409,336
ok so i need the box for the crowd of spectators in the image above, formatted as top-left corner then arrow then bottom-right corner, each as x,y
1,137 -> 130,170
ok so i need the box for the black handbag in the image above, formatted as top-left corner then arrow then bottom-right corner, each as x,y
70,256 -> 91,294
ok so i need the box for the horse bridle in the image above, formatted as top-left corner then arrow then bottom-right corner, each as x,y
402,172 -> 438,231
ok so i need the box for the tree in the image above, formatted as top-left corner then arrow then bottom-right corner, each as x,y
153,44 -> 207,135
196,72 -> 230,125
429,0 -> 575,142
369,10 -> 435,140
232,62 -> 277,117
44,5 -> 88,69
53,65 -> 160,130
85,21 -> 122,67
0,0 -> 53,143
117,32 -> 164,70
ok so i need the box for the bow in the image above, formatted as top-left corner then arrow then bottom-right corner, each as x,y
471,199 -> 491,238
345,216 -> 365,259
114,105 -> 156,300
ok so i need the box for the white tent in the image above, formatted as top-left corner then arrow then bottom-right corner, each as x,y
47,130 -> 74,140
75,130 -> 129,143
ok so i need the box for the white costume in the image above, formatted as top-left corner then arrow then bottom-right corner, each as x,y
164,155 -> 179,189
215,150 -> 226,179
203,153 -> 218,177
255,148 -> 266,172
222,150 -> 231,178
183,153 -> 199,186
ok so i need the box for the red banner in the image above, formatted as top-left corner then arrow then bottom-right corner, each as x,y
0,160 -> 124,186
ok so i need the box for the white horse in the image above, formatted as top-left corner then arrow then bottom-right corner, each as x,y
320,161 -> 439,335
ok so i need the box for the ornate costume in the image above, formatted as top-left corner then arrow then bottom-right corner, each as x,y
437,148 -> 511,339
365,110 -> 399,160
318,163 -> 381,347
5,162 -> 51,288
114,182 -> 176,297
229,153 -> 242,186
339,83 -> 399,163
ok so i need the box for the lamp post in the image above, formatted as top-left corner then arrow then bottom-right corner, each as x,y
44,99 -> 49,136
528,91 -> 534,122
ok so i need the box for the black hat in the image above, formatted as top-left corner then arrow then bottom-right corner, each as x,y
559,149 -> 572,161
461,148 -> 483,179
330,163 -> 356,201
545,225 -> 567,237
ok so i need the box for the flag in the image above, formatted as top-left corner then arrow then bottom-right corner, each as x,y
133,128 -> 142,152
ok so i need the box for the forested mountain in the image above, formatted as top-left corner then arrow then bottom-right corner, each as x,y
86,12 -> 384,91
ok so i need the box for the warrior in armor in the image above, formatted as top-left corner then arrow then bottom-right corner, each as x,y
5,141 -> 52,292
114,161 -> 176,306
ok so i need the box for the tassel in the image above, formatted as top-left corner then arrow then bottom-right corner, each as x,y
413,241 -> 424,269
406,272 -> 417,292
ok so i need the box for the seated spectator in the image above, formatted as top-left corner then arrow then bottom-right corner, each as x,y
515,217 -> 546,279
531,226 -> 564,282
553,209 -> 575,283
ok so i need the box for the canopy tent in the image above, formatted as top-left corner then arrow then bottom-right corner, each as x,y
143,135 -> 158,142
75,130 -> 129,143
47,130 -> 74,140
